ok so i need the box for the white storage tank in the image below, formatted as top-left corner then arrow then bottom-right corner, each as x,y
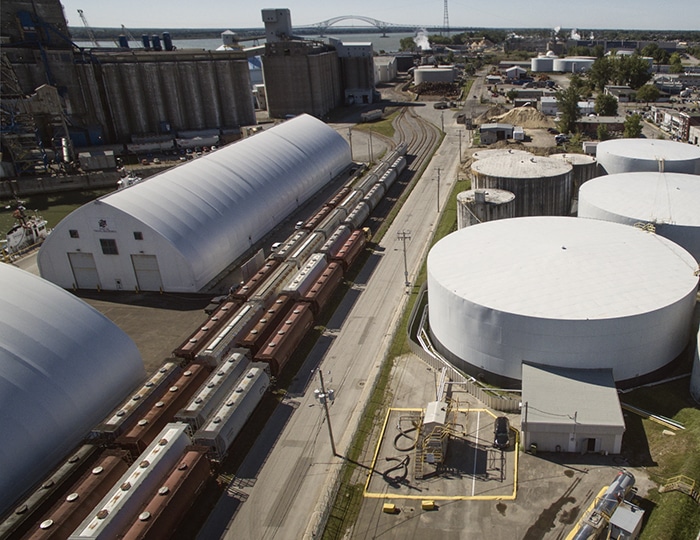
596,139 -> 700,176
427,217 -> 699,387
552,57 -> 595,73
531,54 -> 557,72
472,148 -> 533,161
456,189 -> 515,228
550,153 -> 597,204
578,172 -> 700,264
691,327 -> 700,403
414,65 -> 455,84
470,154 -> 573,216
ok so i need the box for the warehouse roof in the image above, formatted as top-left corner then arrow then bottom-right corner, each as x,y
0,264 -> 145,515
522,363 -> 624,428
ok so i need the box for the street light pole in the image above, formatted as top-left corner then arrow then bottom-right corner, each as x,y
458,129 -> 462,162
318,370 -> 337,457
348,128 -> 353,160
436,168 -> 441,213
397,230 -> 411,287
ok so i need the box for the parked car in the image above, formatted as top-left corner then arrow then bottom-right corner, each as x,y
555,134 -> 569,144
493,416 -> 510,450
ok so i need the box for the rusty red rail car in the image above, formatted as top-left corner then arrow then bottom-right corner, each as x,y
254,302 -> 314,377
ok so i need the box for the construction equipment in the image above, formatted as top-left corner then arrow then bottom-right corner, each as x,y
77,9 -> 99,47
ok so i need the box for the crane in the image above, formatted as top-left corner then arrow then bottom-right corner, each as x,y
77,9 -> 100,47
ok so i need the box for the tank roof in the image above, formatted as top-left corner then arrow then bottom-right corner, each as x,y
428,216 -> 698,320
597,138 -> 700,163
471,148 -> 533,160
471,154 -> 572,179
550,153 -> 596,166
579,172 -> 700,227
457,189 -> 515,204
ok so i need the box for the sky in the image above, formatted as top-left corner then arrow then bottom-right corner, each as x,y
58,0 -> 700,31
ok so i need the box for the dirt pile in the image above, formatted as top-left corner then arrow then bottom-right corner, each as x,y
491,107 -> 556,129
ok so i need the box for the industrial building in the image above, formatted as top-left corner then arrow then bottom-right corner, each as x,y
470,154 -> 573,216
521,364 -> 626,454
37,114 -> 352,292
0,0 -> 256,175
427,217 -> 699,387
596,139 -> 700,175
578,172 -> 700,263
0,263 -> 145,516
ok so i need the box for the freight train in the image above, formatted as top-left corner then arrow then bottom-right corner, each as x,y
2,143 -> 409,539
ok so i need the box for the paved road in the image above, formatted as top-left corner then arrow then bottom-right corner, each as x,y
217,107 -> 464,540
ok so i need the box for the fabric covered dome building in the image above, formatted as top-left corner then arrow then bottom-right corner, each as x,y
0,264 -> 145,516
37,114 -> 352,293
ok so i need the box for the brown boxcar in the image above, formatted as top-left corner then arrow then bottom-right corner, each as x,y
301,262 -> 344,315
302,204 -> 332,232
118,447 -> 210,540
254,303 -> 314,377
171,300 -> 241,360
330,229 -> 367,271
236,294 -> 295,355
0,445 -> 100,540
115,364 -> 210,458
24,450 -> 130,540
326,185 -> 352,208
230,259 -> 280,302
90,362 -> 182,443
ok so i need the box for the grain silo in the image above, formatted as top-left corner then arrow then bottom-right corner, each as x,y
578,172 -> 700,264
531,52 -> 558,72
596,139 -> 700,175
456,189 -> 515,228
427,217 -> 699,387
552,57 -> 595,73
470,154 -> 573,216
550,153 -> 597,203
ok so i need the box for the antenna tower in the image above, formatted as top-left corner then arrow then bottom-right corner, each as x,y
443,0 -> 450,36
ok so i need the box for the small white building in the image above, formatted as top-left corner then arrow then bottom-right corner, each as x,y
521,363 -> 626,454
605,85 -> 635,102
578,100 -> 596,116
506,65 -> 527,80
540,95 -> 558,116
374,56 -> 397,83
414,65 -> 455,85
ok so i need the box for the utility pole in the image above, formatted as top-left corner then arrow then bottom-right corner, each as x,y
397,230 -> 411,287
441,111 -> 444,132
348,128 -> 352,160
317,370 -> 337,457
458,129 -> 462,162
436,168 -> 441,213
369,128 -> 374,163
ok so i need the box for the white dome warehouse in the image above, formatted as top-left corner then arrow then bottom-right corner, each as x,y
427,217 -> 699,387
0,264 -> 145,516
37,114 -> 352,292
578,172 -> 700,264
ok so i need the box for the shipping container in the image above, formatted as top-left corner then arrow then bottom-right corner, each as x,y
195,302 -> 265,366
0,445 -> 100,540
174,350 -> 251,432
118,447 -> 210,540
172,300 -> 241,360
115,366 -> 209,458
90,363 -> 182,443
331,229 -> 367,271
25,450 -> 130,540
230,259 -> 280,301
194,365 -> 270,462
281,253 -> 328,299
254,303 -> 315,376
236,295 -> 295,354
301,262 -> 344,315
68,424 -> 191,540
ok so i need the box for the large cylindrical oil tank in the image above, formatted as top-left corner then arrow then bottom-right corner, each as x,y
578,172 -> 700,264
470,154 -> 572,216
456,189 -> 515,228
531,55 -> 556,72
691,328 -> 700,403
550,153 -> 597,203
596,139 -> 700,175
471,148 -> 532,161
427,217 -> 699,387
552,57 -> 595,73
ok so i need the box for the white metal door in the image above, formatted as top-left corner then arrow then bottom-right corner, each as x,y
68,252 -> 100,289
131,254 -> 163,291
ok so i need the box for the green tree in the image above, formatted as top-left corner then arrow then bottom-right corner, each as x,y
669,52 -> 683,73
611,54 -> 652,89
556,85 -> 582,134
623,113 -> 643,138
400,37 -> 416,51
588,57 -> 614,92
506,89 -> 518,102
597,123 -> 611,141
641,43 -> 670,67
635,84 -> 660,103
595,93 -> 618,116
